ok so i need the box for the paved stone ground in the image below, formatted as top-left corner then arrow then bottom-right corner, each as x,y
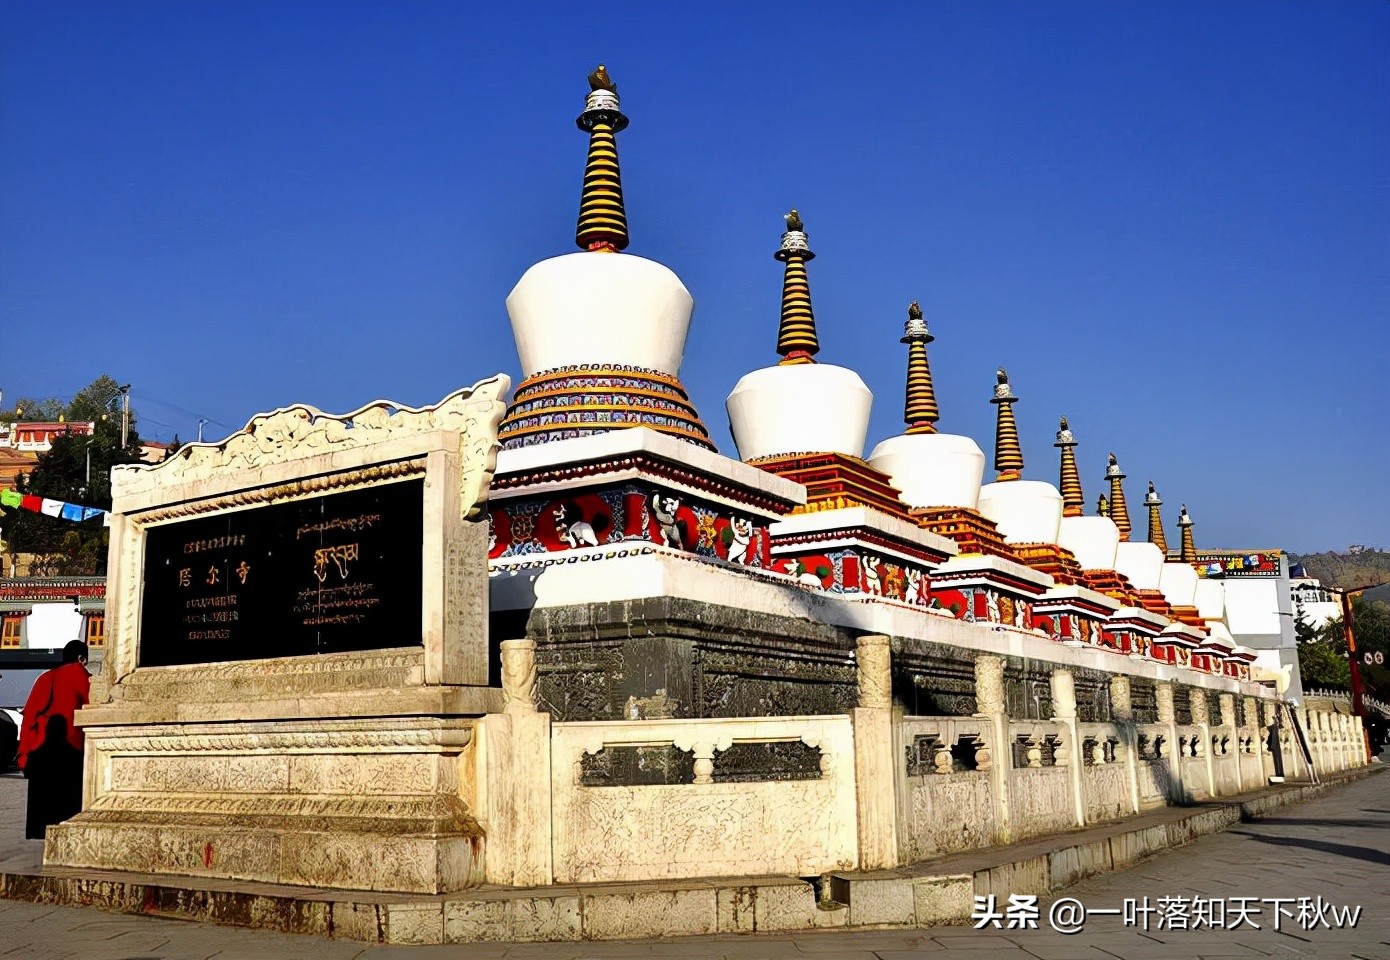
1,764 -> 1387,960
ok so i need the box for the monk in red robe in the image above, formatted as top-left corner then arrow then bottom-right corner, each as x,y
17,640 -> 90,840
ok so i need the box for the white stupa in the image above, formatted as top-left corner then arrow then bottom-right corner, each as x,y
975,369 -> 1063,543
1149,484 -> 1200,609
499,66 -> 714,451
726,211 -> 873,460
866,301 -> 986,508
1108,454 -> 1165,591
1053,417 -> 1122,569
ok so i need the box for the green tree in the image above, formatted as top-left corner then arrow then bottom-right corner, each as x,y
1308,598 -> 1390,700
66,375 -> 127,425
1297,612 -> 1351,690
4,396 -> 66,422
0,376 -> 144,576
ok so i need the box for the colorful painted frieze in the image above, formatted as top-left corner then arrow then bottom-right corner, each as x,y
489,482 -> 772,567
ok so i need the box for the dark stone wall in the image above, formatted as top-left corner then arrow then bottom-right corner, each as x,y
492,598 -> 858,721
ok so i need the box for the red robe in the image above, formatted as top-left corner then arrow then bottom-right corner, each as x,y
16,661 -> 90,769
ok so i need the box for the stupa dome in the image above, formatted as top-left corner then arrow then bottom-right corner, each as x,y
497,68 -> 713,451
725,210 -> 873,461
1057,515 -> 1121,569
978,480 -> 1063,544
866,301 -> 984,507
1114,541 -> 1165,590
508,253 -> 693,376
869,433 -> 984,509
728,363 -> 872,459
1159,561 -> 1199,607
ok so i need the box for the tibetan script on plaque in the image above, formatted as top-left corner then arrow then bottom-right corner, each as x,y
139,480 -> 424,666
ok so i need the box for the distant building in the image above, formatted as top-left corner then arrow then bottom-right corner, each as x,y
0,577 -> 106,708
1289,569 -> 1341,630
6,420 -> 95,452
1195,550 -> 1302,699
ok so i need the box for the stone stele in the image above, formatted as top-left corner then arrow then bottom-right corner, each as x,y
44,375 -> 510,895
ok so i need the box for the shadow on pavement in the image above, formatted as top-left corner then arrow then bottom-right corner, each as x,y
1248,817 -> 1386,828
1226,830 -> 1390,867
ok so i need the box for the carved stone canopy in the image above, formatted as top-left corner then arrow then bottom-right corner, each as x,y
111,376 -> 510,519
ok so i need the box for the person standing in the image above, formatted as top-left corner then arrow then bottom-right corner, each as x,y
16,640 -> 90,840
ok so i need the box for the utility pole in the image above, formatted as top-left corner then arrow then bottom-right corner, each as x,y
119,384 -> 131,450
1335,583 -> 1380,763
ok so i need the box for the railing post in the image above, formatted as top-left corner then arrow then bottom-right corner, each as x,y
1219,693 -> 1239,792
974,653 -> 1013,842
1189,688 -> 1215,798
852,634 -> 898,869
1111,674 -> 1141,813
1051,667 -> 1086,827
1156,681 -> 1184,803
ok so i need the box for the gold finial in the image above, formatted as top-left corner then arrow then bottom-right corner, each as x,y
1055,416 -> 1083,517
775,208 -> 818,364
990,368 -> 1023,481
1144,480 -> 1167,554
587,64 -> 617,93
575,65 -> 629,252
1097,492 -> 1110,517
1178,504 -> 1196,563
902,300 -> 938,434
1105,452 -> 1131,541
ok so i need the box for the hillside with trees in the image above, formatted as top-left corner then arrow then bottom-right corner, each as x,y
1290,547 -> 1390,595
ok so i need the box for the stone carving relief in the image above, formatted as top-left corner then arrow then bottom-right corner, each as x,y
112,375 -> 510,519
856,634 -> 891,709
500,638 -> 537,714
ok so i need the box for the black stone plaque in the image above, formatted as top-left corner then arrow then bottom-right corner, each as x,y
139,479 -> 425,666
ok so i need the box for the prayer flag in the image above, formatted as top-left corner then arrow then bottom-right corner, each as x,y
40,499 -> 63,518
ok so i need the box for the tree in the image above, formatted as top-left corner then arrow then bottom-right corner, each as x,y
1307,597 -> 1390,700
1296,612 -> 1351,690
0,376 -> 144,576
3,396 -> 65,422
66,375 -> 127,425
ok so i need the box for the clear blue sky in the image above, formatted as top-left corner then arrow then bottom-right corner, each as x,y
2,2 -> 1387,552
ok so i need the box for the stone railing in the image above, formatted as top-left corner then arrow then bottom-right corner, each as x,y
897,716 -> 995,860
1006,720 -> 1075,837
1304,688 -> 1389,718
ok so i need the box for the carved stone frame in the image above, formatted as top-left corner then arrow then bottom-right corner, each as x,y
98,378 -> 508,703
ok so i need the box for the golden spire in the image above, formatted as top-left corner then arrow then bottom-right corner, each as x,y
990,368 -> 1024,481
775,209 -> 819,364
902,301 -> 939,433
1097,492 -> 1110,517
1144,481 -> 1168,554
575,65 -> 629,252
1178,504 -> 1197,563
1055,416 -> 1083,517
1106,453 -> 1132,541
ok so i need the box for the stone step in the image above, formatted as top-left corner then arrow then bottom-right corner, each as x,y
0,765 -> 1380,945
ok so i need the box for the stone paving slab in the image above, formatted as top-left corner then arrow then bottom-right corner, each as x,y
1,763 -> 1387,956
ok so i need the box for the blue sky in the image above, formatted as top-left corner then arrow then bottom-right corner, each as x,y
2,1 -> 1386,552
